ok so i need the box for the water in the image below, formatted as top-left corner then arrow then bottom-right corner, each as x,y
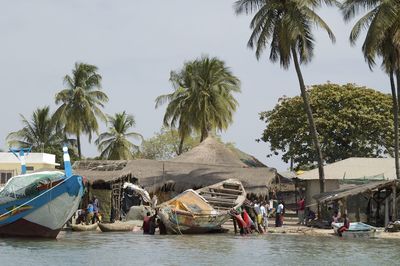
1,231 -> 399,266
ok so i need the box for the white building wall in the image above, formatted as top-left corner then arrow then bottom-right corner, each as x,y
305,180 -> 340,212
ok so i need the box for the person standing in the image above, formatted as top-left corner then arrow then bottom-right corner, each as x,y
86,201 -> 94,225
260,201 -> 269,230
142,212 -> 151,234
92,195 -> 100,223
297,197 -> 305,225
275,201 -> 284,227
253,201 -> 263,233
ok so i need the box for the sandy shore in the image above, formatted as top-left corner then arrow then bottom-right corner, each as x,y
224,218 -> 400,240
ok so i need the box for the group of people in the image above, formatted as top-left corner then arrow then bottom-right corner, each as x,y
230,199 -> 277,235
142,211 -> 167,235
76,196 -> 102,225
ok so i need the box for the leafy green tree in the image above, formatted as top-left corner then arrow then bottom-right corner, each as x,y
235,0 -> 338,192
259,84 -> 394,169
54,62 -> 108,158
156,56 -> 241,153
342,0 -> 400,179
140,127 -> 199,160
6,106 -> 78,165
95,111 -> 143,160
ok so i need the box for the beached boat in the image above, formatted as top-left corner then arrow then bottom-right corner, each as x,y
98,221 -> 140,232
332,222 -> 378,238
0,146 -> 85,238
71,223 -> 99,232
157,179 -> 246,234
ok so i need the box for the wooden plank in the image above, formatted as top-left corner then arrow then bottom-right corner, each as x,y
208,188 -> 243,195
199,191 -> 239,198
202,196 -> 237,203
206,200 -> 236,207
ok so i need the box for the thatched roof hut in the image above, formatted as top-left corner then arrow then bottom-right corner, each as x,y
74,159 -> 277,195
74,137 -> 277,221
74,136 -> 276,195
169,136 -> 247,167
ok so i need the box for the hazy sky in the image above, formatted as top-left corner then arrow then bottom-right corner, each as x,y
0,1 -> 388,171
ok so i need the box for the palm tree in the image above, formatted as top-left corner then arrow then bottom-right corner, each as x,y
342,0 -> 400,179
7,106 -> 63,152
95,111 -> 143,160
156,56 -> 241,153
234,0 -> 337,193
155,84 -> 193,155
53,62 -> 109,158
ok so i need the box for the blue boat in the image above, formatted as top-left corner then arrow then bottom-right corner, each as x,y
0,146 -> 84,238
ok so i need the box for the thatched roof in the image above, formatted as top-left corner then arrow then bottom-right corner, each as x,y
298,158 -> 397,181
313,180 -> 399,203
74,159 -> 277,195
169,136 -> 247,167
229,146 -> 267,167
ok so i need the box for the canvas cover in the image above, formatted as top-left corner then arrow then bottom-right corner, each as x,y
163,190 -> 215,214
0,171 -> 64,205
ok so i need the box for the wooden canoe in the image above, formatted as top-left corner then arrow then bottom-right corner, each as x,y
157,179 -> 246,234
98,221 -> 139,232
71,223 -> 98,232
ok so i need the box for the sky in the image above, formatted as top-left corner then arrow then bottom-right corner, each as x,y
0,0 -> 389,171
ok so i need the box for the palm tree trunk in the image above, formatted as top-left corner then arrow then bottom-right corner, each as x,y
392,71 -> 400,179
200,129 -> 208,142
76,132 -> 82,159
292,48 -> 325,193
178,136 -> 185,155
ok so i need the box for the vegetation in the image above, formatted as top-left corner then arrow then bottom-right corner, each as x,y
342,0 -> 400,179
53,62 -> 109,158
140,127 -> 199,160
259,83 -> 393,169
95,111 -> 143,160
234,0 -> 338,192
6,106 -> 78,165
155,56 -> 241,154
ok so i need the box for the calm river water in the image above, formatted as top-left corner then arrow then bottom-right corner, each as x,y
1,231 -> 399,266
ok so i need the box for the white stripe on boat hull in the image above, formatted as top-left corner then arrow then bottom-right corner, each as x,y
24,192 -> 81,230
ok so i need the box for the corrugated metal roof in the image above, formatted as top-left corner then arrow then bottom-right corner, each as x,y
298,158 -> 397,180
314,180 -> 398,203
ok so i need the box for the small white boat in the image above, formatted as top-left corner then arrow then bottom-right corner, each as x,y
332,222 -> 378,238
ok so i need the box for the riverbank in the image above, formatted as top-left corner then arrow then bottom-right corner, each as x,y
224,217 -> 400,240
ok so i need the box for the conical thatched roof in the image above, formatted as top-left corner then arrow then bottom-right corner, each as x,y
170,136 -> 248,167
228,146 -> 267,168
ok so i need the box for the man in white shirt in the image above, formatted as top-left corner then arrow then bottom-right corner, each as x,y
260,202 -> 269,230
275,201 -> 284,227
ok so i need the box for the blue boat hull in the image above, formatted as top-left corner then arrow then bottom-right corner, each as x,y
0,175 -> 84,238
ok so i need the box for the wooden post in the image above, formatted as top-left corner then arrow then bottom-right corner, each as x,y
233,217 -> 238,234
385,196 -> 389,226
392,184 -> 397,221
341,197 -> 348,216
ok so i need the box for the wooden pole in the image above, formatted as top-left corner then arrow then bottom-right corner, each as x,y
233,217 -> 238,234
392,183 -> 397,221
385,195 -> 389,226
